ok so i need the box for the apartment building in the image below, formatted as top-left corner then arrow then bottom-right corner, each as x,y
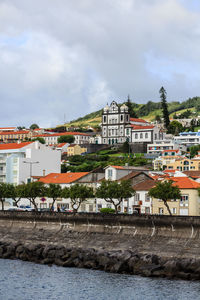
0,141 -> 61,185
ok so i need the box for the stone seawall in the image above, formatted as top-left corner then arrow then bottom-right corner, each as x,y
1,211 -> 200,280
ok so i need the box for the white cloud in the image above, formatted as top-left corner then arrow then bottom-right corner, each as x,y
0,0 -> 200,127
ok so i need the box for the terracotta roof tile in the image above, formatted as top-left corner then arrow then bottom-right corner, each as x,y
0,142 -> 33,150
39,172 -> 89,184
131,125 -> 154,130
133,180 -> 156,191
130,118 -> 148,123
170,177 -> 200,189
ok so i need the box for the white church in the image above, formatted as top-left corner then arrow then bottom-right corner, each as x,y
101,101 -> 164,146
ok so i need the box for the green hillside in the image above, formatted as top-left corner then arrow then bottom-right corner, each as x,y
64,97 -> 200,127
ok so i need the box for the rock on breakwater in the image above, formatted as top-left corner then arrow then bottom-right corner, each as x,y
0,241 -> 200,280
1,212 -> 200,280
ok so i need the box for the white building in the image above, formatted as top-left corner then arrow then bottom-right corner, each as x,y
101,101 -> 164,146
174,131 -> 200,147
0,141 -> 61,185
147,140 -> 187,155
35,132 -> 90,145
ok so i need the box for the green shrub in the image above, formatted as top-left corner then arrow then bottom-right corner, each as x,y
100,208 -> 115,214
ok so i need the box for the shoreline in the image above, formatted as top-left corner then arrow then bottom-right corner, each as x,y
0,241 -> 200,281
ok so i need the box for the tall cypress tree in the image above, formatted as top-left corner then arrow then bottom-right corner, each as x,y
159,87 -> 170,128
125,95 -> 137,118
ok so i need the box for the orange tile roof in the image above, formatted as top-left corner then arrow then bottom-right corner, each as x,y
110,165 -> 125,170
169,177 -> 200,189
162,149 -> 179,153
0,142 -> 33,150
0,130 -> 30,135
131,125 -> 154,130
130,118 -> 148,123
57,143 -> 67,148
39,172 -> 89,184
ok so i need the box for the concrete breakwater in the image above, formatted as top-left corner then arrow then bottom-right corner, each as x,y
1,211 -> 200,280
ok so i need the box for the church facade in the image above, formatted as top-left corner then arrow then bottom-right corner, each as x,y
101,101 -> 164,145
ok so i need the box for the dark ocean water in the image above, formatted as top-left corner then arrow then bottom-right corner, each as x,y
0,259 -> 200,300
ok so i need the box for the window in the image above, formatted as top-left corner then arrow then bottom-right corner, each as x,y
180,195 -> 189,206
126,129 -> 129,135
155,134 -> 157,140
145,133 -> 148,139
145,193 -> 150,201
172,207 -> 177,214
140,133 -> 143,139
89,204 -> 93,212
121,115 -> 123,122
103,116 -> 106,123
135,133 -> 138,139
126,115 -> 129,121
81,204 -> 86,211
135,193 -> 140,201
159,208 -> 164,214
145,207 -> 150,214
107,204 -> 112,208
108,169 -> 113,178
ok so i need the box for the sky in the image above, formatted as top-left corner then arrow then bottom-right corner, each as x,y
0,0 -> 200,128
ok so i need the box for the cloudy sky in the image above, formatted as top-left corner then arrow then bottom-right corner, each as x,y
0,0 -> 200,128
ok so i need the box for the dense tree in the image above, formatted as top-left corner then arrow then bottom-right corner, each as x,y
125,95 -> 137,118
0,183 -> 15,210
57,135 -> 75,144
159,87 -> 170,129
189,145 -> 200,158
167,121 -> 183,135
96,180 -> 135,213
32,137 -> 45,144
23,182 -> 46,211
30,124 -> 39,130
12,184 -> 26,207
46,184 -> 62,211
121,141 -> 130,154
155,115 -> 162,123
67,184 -> 94,212
148,180 -> 181,216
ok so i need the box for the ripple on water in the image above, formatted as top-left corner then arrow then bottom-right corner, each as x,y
0,259 -> 200,300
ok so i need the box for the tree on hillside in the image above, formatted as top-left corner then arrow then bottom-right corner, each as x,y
155,115 -> 162,123
66,184 -> 94,212
46,184 -> 62,211
58,135 -> 75,144
148,180 -> 181,216
23,182 -> 46,211
167,120 -> 183,135
125,95 -> 138,118
32,137 -> 45,144
159,87 -> 170,129
189,144 -> 200,158
96,180 -> 135,213
30,124 -> 39,130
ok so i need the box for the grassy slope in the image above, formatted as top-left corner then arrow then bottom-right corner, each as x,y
64,98 -> 200,127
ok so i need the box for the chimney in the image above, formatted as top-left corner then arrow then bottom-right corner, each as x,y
43,169 -> 46,176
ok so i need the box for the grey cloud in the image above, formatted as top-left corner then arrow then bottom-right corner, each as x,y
0,0 -> 200,127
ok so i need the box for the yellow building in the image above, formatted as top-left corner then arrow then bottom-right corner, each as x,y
152,177 -> 200,216
0,130 -> 32,143
153,150 -> 200,171
67,144 -> 87,156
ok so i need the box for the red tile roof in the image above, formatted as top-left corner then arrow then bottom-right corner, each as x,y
39,172 -> 89,184
57,143 -> 67,148
109,165 -> 125,170
183,171 -> 200,179
0,130 -> 30,135
131,125 -> 154,130
162,149 -> 179,153
169,177 -> 200,189
130,118 -> 148,123
0,142 -> 33,150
